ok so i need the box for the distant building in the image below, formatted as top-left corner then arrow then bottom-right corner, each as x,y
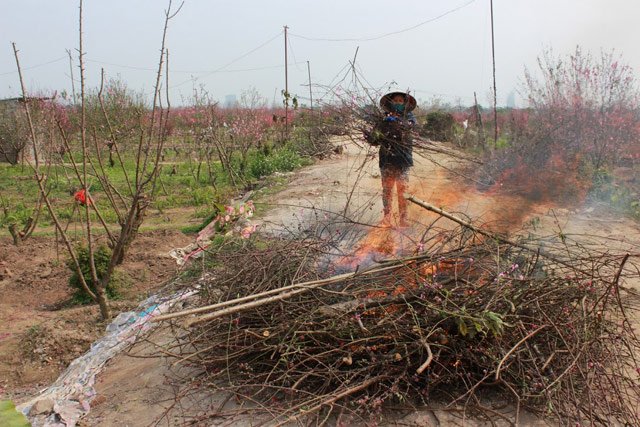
506,90 -> 516,108
224,94 -> 238,108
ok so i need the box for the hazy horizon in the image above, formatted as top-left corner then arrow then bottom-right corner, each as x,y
2,0 -> 639,108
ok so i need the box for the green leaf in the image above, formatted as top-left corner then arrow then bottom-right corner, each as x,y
473,320 -> 484,333
482,311 -> 505,336
457,319 -> 468,337
0,400 -> 31,427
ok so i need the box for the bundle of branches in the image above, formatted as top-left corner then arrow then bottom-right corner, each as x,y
153,220 -> 640,426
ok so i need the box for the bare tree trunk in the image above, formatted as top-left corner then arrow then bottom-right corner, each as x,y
10,0 -> 182,321
13,46 -> 102,313
78,0 -> 108,320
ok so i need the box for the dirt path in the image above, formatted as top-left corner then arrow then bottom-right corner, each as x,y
258,137 -> 544,233
25,137 -> 640,426
81,139 -> 563,426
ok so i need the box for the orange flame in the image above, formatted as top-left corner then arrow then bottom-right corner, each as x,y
336,226 -> 399,272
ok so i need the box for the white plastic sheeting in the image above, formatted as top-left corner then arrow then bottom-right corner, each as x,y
19,288 -> 196,426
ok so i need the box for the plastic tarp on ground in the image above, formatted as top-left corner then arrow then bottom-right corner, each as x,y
18,288 -> 197,427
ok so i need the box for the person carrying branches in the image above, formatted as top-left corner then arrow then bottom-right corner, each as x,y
364,91 -> 417,227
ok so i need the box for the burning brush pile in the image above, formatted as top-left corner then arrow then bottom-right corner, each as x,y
154,204 -> 640,425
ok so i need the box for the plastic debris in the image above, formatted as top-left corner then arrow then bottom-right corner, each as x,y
19,288 -> 197,427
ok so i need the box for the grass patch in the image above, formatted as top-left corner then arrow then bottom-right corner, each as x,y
0,133 -> 316,240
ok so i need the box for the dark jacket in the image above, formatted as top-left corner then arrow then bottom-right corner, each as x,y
366,112 -> 415,170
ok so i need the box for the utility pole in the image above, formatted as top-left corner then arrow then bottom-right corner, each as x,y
490,0 -> 498,148
307,60 -> 313,113
284,25 -> 289,139
66,49 -> 76,105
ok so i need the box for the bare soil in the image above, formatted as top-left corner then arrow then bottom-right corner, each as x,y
85,138 -> 589,426
7,137 -> 640,426
0,229 -> 192,401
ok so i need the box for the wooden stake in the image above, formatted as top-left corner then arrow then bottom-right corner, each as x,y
307,60 -> 313,112
490,0 -> 498,148
405,194 -> 580,271
284,25 -> 289,139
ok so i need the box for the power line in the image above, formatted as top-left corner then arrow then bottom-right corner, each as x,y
170,31 -> 283,89
85,58 -> 306,74
0,55 -> 66,76
85,59 -> 159,72
286,35 -> 305,73
290,0 -> 476,42
218,63 -> 307,73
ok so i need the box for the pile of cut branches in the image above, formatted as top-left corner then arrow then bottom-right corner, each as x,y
152,214 -> 640,426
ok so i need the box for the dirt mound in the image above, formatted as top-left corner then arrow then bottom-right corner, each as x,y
19,303 -> 135,371
22,317 -> 100,368
14,307 -> 108,395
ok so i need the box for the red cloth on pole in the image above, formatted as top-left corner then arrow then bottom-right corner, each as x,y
74,189 -> 92,206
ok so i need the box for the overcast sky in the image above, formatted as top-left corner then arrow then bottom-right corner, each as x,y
1,0 -> 638,108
